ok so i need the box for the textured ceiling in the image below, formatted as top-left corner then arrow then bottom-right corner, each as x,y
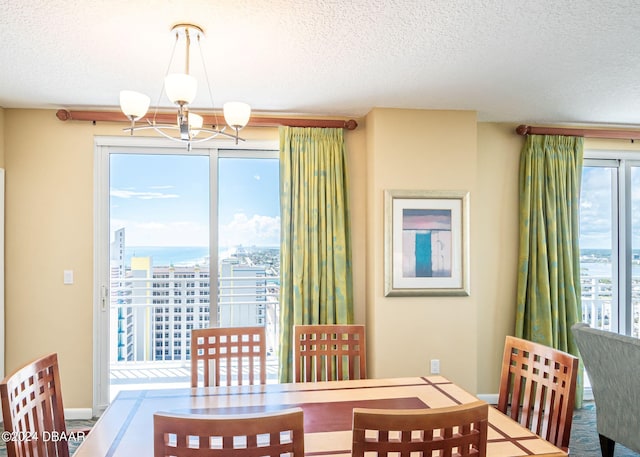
2,0 -> 640,125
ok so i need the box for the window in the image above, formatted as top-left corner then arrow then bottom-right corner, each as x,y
580,152 -> 640,336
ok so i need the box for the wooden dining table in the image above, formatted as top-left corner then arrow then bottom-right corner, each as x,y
73,376 -> 567,457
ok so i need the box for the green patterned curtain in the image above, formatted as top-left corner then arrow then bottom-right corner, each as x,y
278,127 -> 354,382
515,134 -> 584,407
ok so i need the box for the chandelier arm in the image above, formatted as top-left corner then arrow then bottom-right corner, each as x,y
122,124 -> 178,133
123,124 -> 183,142
187,134 -> 223,144
122,124 -> 243,143
190,128 -> 245,143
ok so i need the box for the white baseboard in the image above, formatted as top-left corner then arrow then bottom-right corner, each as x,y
476,393 -> 499,405
65,408 -> 94,420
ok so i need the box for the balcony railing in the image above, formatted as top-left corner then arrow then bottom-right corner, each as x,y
108,273 -> 632,395
110,275 -> 280,366
580,275 -> 640,336
580,276 -> 612,331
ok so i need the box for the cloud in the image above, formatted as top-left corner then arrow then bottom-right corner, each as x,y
110,188 -> 179,200
219,213 -> 280,247
149,185 -> 176,190
254,175 -> 261,181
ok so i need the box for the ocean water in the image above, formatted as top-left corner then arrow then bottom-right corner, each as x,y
123,247 -> 640,274
124,246 -> 210,267
122,245 -> 275,267
580,262 -> 640,277
580,248 -> 640,277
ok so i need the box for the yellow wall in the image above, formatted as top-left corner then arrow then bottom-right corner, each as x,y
362,114 -> 525,395
4,109 -> 108,407
365,108 -> 480,392
0,107 -> 5,166
2,107 -> 524,408
475,122 -> 522,394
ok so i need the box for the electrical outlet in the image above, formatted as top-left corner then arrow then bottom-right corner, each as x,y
430,359 -> 440,374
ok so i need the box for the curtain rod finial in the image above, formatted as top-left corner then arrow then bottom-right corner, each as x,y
345,119 -> 358,130
56,109 -> 72,121
516,125 -> 531,136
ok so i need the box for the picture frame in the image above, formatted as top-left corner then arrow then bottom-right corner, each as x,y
384,190 -> 470,297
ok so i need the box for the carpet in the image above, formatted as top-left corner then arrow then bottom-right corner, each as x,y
0,402 -> 638,456
0,418 -> 96,456
569,402 -> 640,457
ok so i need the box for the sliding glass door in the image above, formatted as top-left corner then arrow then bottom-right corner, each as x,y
93,137 -> 278,411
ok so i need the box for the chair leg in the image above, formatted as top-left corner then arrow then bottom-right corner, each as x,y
599,434 -> 615,457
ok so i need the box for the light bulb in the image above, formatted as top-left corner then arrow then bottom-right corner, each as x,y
119,91 -> 150,120
223,102 -> 251,129
165,74 -> 197,105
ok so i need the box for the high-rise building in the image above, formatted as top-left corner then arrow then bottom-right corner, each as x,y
110,229 -> 275,363
219,257 -> 267,327
150,265 -> 210,361
110,228 -> 134,362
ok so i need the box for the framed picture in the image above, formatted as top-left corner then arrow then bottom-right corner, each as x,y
384,190 -> 470,296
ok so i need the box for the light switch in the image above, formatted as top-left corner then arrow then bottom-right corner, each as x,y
63,270 -> 74,285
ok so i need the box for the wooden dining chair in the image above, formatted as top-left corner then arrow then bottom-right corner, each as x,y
497,335 -> 579,452
352,401 -> 489,457
191,326 -> 267,387
293,324 -> 366,382
154,407 -> 305,457
0,353 -> 70,457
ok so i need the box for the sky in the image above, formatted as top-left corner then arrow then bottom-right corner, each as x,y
109,156 -> 640,251
110,153 -> 280,248
580,165 -> 640,250
580,166 -> 613,250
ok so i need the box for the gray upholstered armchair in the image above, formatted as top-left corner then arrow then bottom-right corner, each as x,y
571,322 -> 640,457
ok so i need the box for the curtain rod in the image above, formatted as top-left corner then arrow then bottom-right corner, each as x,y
516,124 -> 640,140
56,109 -> 358,130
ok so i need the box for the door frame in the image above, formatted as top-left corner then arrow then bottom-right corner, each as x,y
93,136 -> 278,414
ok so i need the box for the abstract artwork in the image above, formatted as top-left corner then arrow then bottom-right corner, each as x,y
384,190 -> 469,296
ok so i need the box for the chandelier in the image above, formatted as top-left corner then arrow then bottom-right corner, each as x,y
119,23 -> 251,149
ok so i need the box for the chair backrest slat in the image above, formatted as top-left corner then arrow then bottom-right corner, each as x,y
0,353 -> 70,457
191,326 -> 267,387
497,335 -> 578,451
154,408 -> 304,457
352,401 -> 488,457
293,324 -> 366,382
